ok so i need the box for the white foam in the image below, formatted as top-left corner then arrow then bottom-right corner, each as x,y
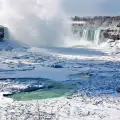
0,0 -> 70,47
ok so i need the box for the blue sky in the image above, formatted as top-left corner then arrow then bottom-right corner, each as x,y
62,0 -> 120,16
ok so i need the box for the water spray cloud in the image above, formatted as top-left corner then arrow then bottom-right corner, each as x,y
0,0 -> 66,47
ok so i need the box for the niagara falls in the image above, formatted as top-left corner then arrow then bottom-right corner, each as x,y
0,0 -> 120,120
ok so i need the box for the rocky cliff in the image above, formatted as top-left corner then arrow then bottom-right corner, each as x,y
71,16 -> 120,42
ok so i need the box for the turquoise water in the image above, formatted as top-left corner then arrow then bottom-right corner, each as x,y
8,79 -> 79,101
72,27 -> 105,44
87,29 -> 95,41
7,73 -> 92,101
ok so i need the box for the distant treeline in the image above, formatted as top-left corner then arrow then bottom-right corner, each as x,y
71,16 -> 120,21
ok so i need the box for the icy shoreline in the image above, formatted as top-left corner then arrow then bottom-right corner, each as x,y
1,94 -> 120,120
0,44 -> 120,119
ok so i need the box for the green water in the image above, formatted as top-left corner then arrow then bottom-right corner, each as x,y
72,27 -> 105,43
10,89 -> 73,101
8,73 -> 92,101
9,80 -> 78,101
72,27 -> 95,41
68,73 -> 92,78
87,29 -> 95,41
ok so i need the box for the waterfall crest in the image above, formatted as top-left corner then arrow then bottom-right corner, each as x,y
72,26 -> 105,46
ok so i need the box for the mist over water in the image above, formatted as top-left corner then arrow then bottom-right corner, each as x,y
0,0 -> 71,47
0,0 -> 109,48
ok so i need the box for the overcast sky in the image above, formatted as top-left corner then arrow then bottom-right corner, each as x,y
62,0 -> 120,16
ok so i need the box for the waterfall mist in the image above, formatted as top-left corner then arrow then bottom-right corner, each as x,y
0,0 -> 70,47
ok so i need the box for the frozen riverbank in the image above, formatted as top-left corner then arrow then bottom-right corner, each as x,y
0,44 -> 120,119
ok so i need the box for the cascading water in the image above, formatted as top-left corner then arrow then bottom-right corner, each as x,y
72,26 -> 105,46
0,0 -> 72,47
82,29 -> 88,40
94,29 -> 101,45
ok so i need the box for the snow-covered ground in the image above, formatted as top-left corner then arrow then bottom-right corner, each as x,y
0,40 -> 120,119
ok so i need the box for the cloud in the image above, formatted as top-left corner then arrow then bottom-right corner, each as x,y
62,0 -> 120,16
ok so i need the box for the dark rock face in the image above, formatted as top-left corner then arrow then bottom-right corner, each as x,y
3,85 -> 45,97
21,86 -> 44,92
72,16 -> 120,41
103,31 -> 120,40
52,65 -> 63,68
116,88 -> 120,93
0,27 -> 4,40
3,92 -> 16,97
